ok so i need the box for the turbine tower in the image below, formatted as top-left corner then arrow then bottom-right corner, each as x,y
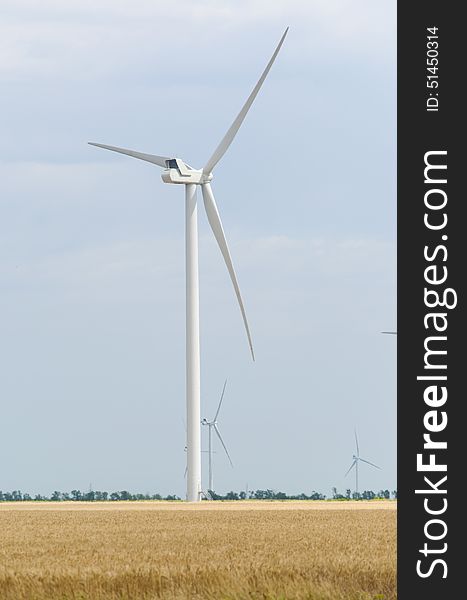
344,430 -> 380,496
202,379 -> 233,493
89,29 -> 288,502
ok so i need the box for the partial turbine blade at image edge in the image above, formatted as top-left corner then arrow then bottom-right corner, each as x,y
202,27 -> 288,175
344,460 -> 357,477
214,424 -> 233,467
214,379 -> 228,422
88,142 -> 169,168
201,183 -> 255,361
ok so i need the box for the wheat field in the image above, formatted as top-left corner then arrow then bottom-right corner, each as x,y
0,501 -> 396,600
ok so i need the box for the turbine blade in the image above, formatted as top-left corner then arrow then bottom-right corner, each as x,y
354,429 -> 359,456
184,465 -> 187,478
201,183 -> 254,361
214,424 -> 233,467
203,28 -> 288,175
358,457 -> 381,470
214,379 -> 228,422
381,331 -> 397,335
88,142 -> 169,168
344,460 -> 357,477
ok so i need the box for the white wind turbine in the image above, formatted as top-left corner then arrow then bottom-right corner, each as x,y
183,419 -> 214,483
89,29 -> 288,502
202,379 -> 233,493
344,430 -> 381,496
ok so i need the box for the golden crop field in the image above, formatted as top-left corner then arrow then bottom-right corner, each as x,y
0,501 -> 396,600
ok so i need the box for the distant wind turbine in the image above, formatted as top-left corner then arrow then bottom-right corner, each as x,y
344,430 -> 380,495
89,29 -> 288,501
182,419 -> 213,481
202,379 -> 233,493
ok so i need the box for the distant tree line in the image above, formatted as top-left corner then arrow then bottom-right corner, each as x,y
331,487 -> 397,500
208,489 -> 326,500
0,490 -> 181,502
0,488 -> 396,502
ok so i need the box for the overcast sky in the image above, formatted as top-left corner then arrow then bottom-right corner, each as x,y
0,0 -> 396,498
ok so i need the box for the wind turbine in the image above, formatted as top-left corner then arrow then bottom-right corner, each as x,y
344,430 -> 380,496
182,419 -> 214,481
89,29 -> 288,502
202,379 -> 233,493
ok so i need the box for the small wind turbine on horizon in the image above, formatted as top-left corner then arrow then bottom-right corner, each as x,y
344,430 -> 381,496
89,28 -> 289,502
182,419 -> 214,482
202,379 -> 233,493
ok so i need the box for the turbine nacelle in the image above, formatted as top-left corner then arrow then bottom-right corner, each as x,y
161,158 -> 212,185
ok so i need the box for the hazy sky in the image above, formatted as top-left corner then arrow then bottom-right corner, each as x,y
1,0 -> 396,498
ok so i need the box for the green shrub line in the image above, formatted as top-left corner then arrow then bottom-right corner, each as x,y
0,488 -> 397,502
